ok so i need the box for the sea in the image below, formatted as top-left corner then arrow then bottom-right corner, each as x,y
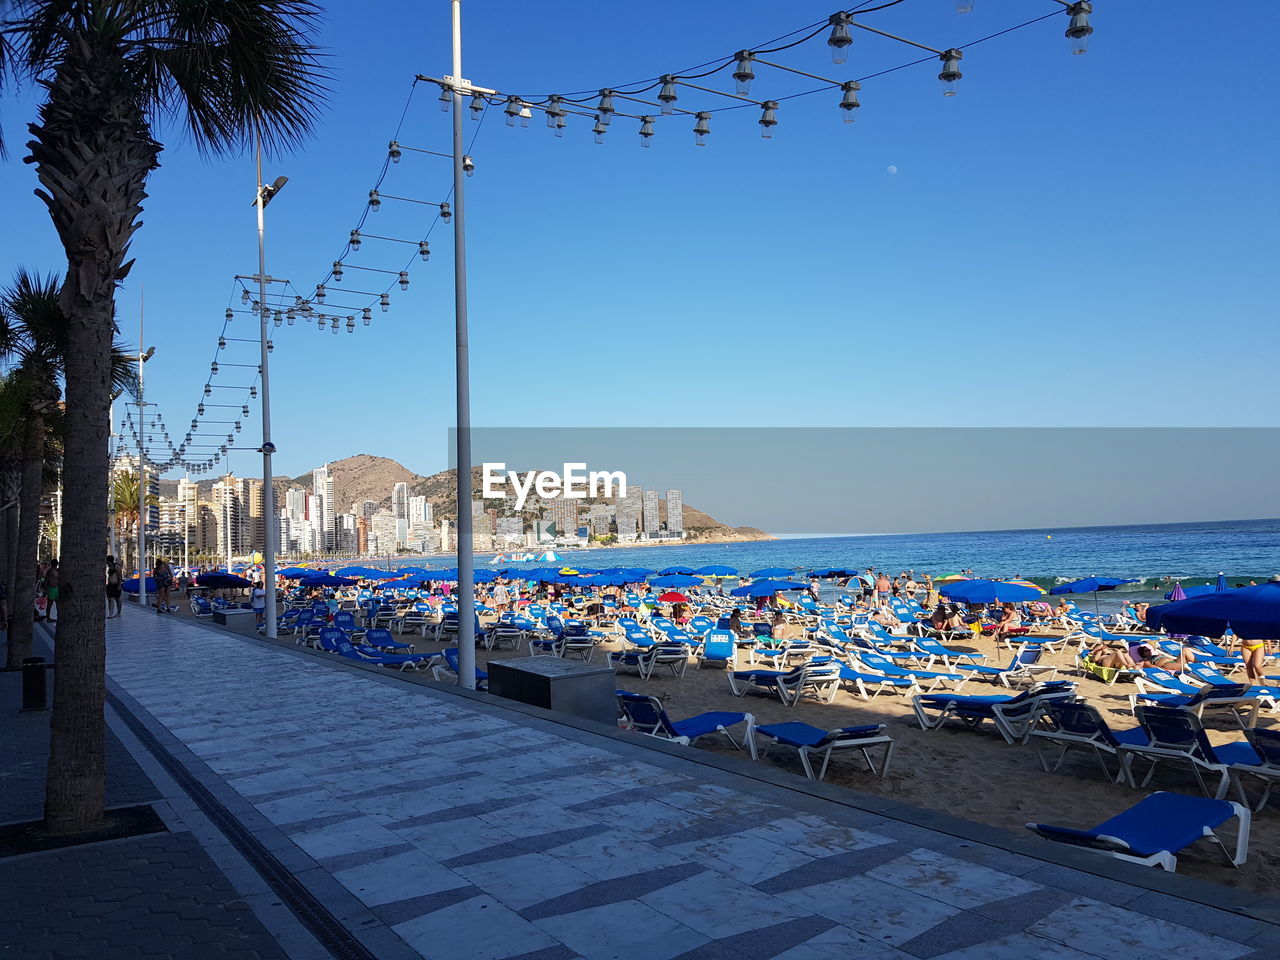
460,517 -> 1280,611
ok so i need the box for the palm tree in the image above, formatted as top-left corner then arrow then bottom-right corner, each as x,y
1,270 -> 135,671
110,469 -> 156,572
0,373 -> 26,619
1,2 -> 326,834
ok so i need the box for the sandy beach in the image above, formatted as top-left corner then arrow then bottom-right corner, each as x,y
147,594 -> 1279,895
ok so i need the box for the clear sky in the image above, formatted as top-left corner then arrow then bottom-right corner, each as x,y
1,2 -> 1276,494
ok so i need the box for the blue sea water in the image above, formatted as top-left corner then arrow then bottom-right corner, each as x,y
484,517 -> 1280,595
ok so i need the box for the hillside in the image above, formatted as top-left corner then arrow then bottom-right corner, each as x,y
289,454 -> 424,511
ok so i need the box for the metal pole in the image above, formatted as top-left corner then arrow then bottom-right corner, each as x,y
451,0 -> 476,689
108,401 -> 118,562
255,132 -> 279,639
137,294 -> 147,610
225,453 -> 233,574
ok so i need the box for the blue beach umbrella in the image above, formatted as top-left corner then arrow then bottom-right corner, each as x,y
694,564 -> 738,577
120,576 -> 157,594
658,566 -> 696,576
1049,577 -> 1138,595
299,574 -> 358,587
731,579 -> 810,598
1164,584 -> 1214,600
650,574 -> 703,588
277,567 -> 313,578
618,568 -> 654,580
1216,572 -> 1229,592
583,574 -> 628,587
1146,578 -> 1280,640
810,568 -> 858,579
197,572 -> 254,589
751,568 -> 795,578
940,579 -> 1043,604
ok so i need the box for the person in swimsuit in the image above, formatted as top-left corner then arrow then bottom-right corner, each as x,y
1242,638 -> 1269,683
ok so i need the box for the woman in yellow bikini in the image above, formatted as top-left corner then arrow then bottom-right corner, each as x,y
1242,637 -> 1270,683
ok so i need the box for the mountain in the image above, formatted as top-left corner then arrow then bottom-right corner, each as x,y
289,454 -> 424,511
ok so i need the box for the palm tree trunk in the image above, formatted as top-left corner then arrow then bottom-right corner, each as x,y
29,37 -> 160,835
1,465 -> 19,629
6,413 -> 46,669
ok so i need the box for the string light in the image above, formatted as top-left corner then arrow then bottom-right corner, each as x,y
1065,2 -> 1093,55
828,13 -> 853,65
839,81 -> 861,121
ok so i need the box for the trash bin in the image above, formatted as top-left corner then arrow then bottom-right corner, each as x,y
21,656 -> 49,711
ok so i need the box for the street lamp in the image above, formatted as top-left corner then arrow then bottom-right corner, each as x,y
252,133 -> 285,639
136,342 -> 155,609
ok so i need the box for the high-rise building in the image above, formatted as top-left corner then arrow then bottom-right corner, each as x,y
392,482 -> 410,519
665,489 -> 684,535
355,515 -> 369,554
408,495 -> 432,525
211,474 -> 245,558
359,499 -> 377,519
245,478 -> 265,551
369,512 -> 398,554
616,486 -> 642,541
495,517 -> 523,544
177,479 -> 199,553
311,464 -> 335,551
156,501 -> 186,558
642,489 -> 660,538
285,487 -> 308,523
588,503 -> 613,536
336,513 -> 358,553
551,499 -> 578,539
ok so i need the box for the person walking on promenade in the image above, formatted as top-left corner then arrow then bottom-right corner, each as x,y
251,581 -> 267,628
105,556 -> 123,618
42,560 -> 60,622
154,558 -> 174,613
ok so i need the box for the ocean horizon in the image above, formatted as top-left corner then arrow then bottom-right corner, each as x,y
324,517 -> 1280,602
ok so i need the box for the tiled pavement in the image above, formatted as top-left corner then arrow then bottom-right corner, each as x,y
0,644 -> 292,960
100,609 -> 1279,960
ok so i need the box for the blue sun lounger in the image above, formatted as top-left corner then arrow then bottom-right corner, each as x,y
953,647 -> 1057,687
616,692 -> 756,757
1029,700 -> 1150,782
913,681 -> 1077,744
1234,729 -> 1280,811
754,722 -> 894,782
431,647 -> 488,689
1133,679 -> 1259,727
1026,791 -> 1250,872
1119,705 -> 1266,798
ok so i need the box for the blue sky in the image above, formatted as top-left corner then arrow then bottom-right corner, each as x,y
1,1 -> 1276,487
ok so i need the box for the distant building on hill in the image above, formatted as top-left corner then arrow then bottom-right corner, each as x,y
665,489 -> 684,536
642,489 -> 660,538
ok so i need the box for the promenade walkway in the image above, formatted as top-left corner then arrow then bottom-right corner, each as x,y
15,607 -> 1280,959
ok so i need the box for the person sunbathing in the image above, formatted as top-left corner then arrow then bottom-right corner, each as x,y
1088,643 -> 1138,670
991,603 -> 1023,642
1128,639 -> 1196,672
